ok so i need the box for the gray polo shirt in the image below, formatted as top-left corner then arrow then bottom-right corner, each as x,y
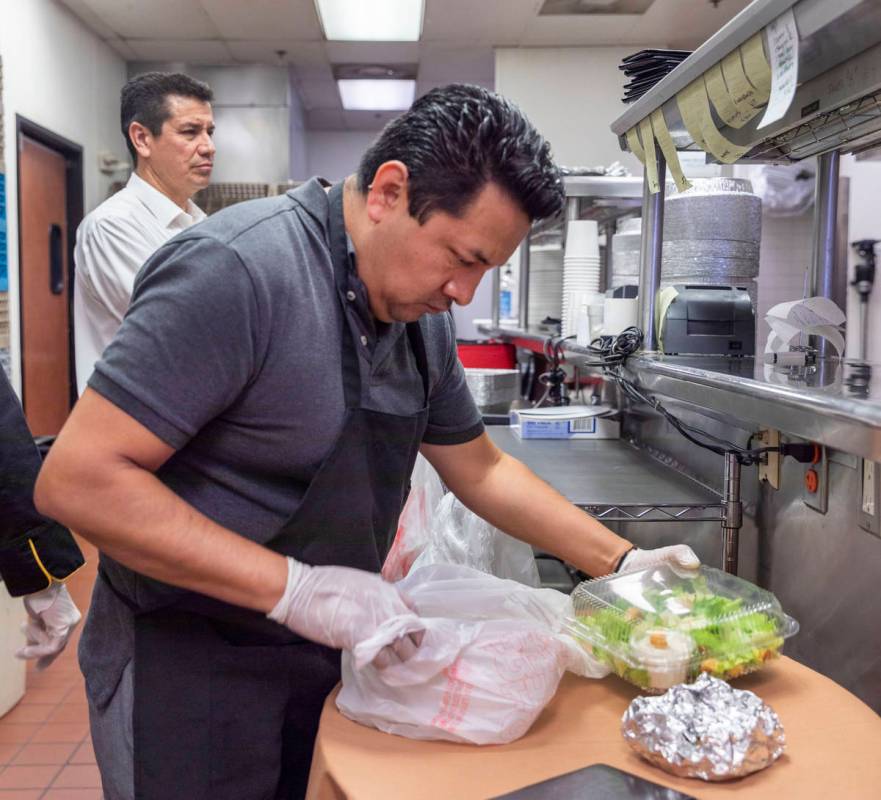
79,178 -> 482,705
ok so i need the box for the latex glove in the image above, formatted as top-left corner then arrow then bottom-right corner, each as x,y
268,557 -> 423,669
16,583 -> 82,670
618,544 -> 700,573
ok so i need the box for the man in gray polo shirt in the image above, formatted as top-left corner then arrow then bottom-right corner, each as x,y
37,85 -> 698,799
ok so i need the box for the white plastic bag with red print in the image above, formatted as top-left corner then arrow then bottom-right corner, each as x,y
383,455 -> 540,587
336,564 -> 609,745
382,455 -> 445,582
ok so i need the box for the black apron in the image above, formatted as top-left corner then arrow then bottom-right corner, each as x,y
124,182 -> 430,800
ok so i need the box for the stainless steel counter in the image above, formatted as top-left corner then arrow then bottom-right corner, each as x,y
486,427 -> 718,509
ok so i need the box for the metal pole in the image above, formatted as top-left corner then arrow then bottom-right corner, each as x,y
636,155 -> 666,351
518,232 -> 531,330
721,452 -> 743,574
809,150 -> 840,360
601,222 -> 614,294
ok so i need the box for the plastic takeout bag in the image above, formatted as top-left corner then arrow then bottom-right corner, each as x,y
383,455 -> 540,587
336,564 -> 609,745
382,455 -> 445,582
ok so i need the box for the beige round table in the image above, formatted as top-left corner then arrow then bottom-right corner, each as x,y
305,657 -> 881,799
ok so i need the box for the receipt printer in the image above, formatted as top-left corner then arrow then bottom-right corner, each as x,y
660,285 -> 755,355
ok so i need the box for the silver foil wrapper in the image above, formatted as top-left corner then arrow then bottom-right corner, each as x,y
621,674 -> 785,782
664,185 -> 762,244
660,177 -> 762,309
663,239 -> 760,263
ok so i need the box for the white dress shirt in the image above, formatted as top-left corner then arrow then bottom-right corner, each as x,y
73,173 -> 206,394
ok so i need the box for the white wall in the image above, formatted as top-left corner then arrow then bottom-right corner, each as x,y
305,130 -> 379,182
0,0 -> 127,392
495,46 -> 659,173
130,63 -> 291,185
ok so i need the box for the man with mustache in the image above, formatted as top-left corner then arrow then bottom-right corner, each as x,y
40,84 -> 697,799
73,71 -> 215,394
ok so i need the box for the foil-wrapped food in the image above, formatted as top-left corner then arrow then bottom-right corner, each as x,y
621,674 -> 785,781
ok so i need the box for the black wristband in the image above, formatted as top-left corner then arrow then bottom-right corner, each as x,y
614,546 -> 637,573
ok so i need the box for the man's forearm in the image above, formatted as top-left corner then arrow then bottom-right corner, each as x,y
35,457 -> 287,614
439,450 -> 631,577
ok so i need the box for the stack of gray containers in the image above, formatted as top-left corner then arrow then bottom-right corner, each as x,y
661,177 -> 762,307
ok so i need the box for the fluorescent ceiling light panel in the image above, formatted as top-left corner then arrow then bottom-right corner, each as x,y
315,0 -> 424,41
338,79 -> 416,110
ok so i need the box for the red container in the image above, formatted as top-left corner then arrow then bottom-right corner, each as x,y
457,341 -> 517,369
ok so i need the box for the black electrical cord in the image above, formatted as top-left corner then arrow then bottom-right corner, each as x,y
536,334 -> 576,407
584,327 -> 780,466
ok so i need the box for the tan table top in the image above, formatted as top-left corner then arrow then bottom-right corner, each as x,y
306,657 -> 881,800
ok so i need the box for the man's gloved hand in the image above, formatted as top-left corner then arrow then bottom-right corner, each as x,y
16,583 -> 82,670
618,544 -> 700,573
267,557 -> 422,668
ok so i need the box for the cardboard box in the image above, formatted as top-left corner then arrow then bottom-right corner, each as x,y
510,410 -> 620,440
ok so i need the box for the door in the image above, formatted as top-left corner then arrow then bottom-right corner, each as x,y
19,134 -> 71,435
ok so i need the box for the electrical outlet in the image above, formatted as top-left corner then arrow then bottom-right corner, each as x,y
803,445 -> 828,514
859,459 -> 881,537
756,428 -> 780,489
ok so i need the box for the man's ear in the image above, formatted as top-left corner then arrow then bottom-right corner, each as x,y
365,160 -> 409,224
128,121 -> 153,162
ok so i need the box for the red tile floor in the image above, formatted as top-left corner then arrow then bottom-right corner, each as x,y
0,538 -> 103,799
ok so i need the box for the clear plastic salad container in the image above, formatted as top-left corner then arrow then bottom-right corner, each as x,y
565,564 -> 799,693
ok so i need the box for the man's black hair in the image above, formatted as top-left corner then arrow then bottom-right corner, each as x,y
121,72 -> 214,162
357,84 -> 564,224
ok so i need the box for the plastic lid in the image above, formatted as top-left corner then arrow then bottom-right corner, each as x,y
564,565 -> 799,692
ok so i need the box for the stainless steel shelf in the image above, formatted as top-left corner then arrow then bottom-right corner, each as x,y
611,0 -> 881,163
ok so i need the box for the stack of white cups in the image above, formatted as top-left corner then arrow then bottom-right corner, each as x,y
562,220 -> 603,338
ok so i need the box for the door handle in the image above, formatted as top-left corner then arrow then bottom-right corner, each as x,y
49,223 -> 63,295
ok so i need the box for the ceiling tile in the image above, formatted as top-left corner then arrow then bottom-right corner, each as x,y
650,0 -> 752,49
225,39 -> 325,65
342,110 -> 399,131
201,0 -> 322,40
295,77 -> 342,109
520,15 -> 654,46
290,58 -> 335,82
305,107 -> 346,128
520,0 -> 751,48
78,0 -> 220,39
105,38 -> 141,60
58,0 -> 119,38
126,39 -> 234,63
422,0 -> 537,45
324,42 -> 420,65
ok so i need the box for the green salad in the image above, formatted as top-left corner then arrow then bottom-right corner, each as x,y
574,574 -> 784,692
